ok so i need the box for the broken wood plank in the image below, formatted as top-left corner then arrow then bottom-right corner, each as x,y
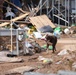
0,13 -> 29,27
37,15 -> 48,26
29,15 -> 56,29
29,17 -> 43,29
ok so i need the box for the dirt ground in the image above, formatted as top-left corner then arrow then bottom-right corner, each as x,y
0,34 -> 76,75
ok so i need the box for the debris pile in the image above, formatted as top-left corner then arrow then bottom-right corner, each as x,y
0,1 -> 76,75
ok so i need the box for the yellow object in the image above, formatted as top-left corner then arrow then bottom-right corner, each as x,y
43,59 -> 51,64
28,29 -> 34,35
43,59 -> 48,63
31,26 -> 36,31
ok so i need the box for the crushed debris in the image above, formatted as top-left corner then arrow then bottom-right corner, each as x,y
0,1 -> 76,75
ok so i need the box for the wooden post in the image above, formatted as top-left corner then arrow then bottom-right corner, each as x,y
10,21 -> 13,53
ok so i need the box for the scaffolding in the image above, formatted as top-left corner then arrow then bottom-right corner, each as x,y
32,0 -> 76,26
2,0 -> 76,26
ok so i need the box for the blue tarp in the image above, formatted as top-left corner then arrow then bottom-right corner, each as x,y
10,0 -> 22,12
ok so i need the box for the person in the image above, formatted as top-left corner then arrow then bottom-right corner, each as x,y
45,34 -> 57,53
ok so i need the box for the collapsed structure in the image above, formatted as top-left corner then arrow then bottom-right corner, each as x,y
0,0 -> 76,55
0,0 -> 76,26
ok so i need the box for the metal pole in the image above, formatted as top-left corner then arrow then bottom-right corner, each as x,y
10,21 -> 13,53
46,0 -> 49,16
75,0 -> 76,23
40,0 -> 42,15
52,0 -> 54,22
58,0 -> 60,26
33,0 -> 48,16
10,16 -> 13,53
47,7 -> 53,15
16,29 -> 19,55
54,6 -> 65,18
68,0 -> 70,27
65,0 -> 67,26
53,14 -> 69,24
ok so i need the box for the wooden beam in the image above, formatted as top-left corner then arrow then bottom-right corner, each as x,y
0,13 -> 29,27
0,20 -> 30,24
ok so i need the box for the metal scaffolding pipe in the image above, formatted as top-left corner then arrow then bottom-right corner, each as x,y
30,0 -> 75,26
58,0 -> 60,26
68,0 -> 70,27
40,0 -> 42,15
54,6 -> 65,18
52,0 -> 54,22
75,0 -> 76,23
33,0 -> 48,16
65,0 -> 67,26
53,14 -> 69,24
46,0 -> 49,16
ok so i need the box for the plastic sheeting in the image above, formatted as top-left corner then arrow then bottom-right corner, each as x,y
39,25 -> 53,33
